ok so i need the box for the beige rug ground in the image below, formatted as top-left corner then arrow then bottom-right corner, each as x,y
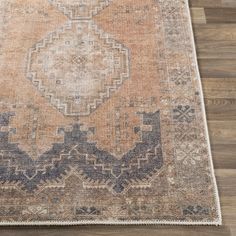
0,0 -> 221,225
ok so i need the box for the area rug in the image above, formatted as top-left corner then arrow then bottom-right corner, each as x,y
0,0 -> 221,225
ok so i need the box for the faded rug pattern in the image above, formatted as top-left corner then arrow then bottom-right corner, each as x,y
0,0 -> 221,225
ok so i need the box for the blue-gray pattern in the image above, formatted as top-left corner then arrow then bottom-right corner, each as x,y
0,111 -> 163,193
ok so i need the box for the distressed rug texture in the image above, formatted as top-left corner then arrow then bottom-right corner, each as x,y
0,0 -> 221,225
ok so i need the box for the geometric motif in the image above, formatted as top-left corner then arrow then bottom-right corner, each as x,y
75,111 -> 162,193
26,21 -> 129,116
76,207 -> 101,216
170,66 -> 191,85
0,111 -> 162,193
176,141 -> 202,165
183,205 -> 209,216
173,105 -> 195,123
174,124 -> 197,141
48,0 -> 112,20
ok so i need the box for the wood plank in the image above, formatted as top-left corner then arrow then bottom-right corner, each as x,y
221,0 -> 236,7
205,8 -> 236,23
202,78 -> 236,99
216,170 -> 236,235
208,121 -> 236,145
190,8 -> 206,24
212,144 -> 236,169
198,59 -> 236,78
190,0 -> 222,8
196,41 -> 236,59
0,225 -> 232,236
205,98 -> 236,120
193,24 -> 236,41
190,0 -> 236,8
216,169 -> 236,197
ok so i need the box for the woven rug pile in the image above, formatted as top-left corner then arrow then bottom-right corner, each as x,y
0,0 -> 221,225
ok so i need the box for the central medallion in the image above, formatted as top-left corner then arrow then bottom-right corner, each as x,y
26,21 -> 129,116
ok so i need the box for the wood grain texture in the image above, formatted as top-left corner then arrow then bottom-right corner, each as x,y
0,0 -> 236,235
190,8 -> 206,24
204,8 -> 236,23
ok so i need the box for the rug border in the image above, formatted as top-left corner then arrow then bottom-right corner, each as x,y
0,0 -> 222,226
184,0 -> 222,226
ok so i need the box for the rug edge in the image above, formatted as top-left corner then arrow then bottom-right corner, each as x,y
0,219 -> 222,226
184,0 -> 222,225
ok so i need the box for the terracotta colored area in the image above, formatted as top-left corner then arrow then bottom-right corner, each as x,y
81,0 -> 161,155
0,0 -> 73,158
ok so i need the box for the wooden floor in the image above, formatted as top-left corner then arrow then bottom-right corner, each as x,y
1,0 -> 236,235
